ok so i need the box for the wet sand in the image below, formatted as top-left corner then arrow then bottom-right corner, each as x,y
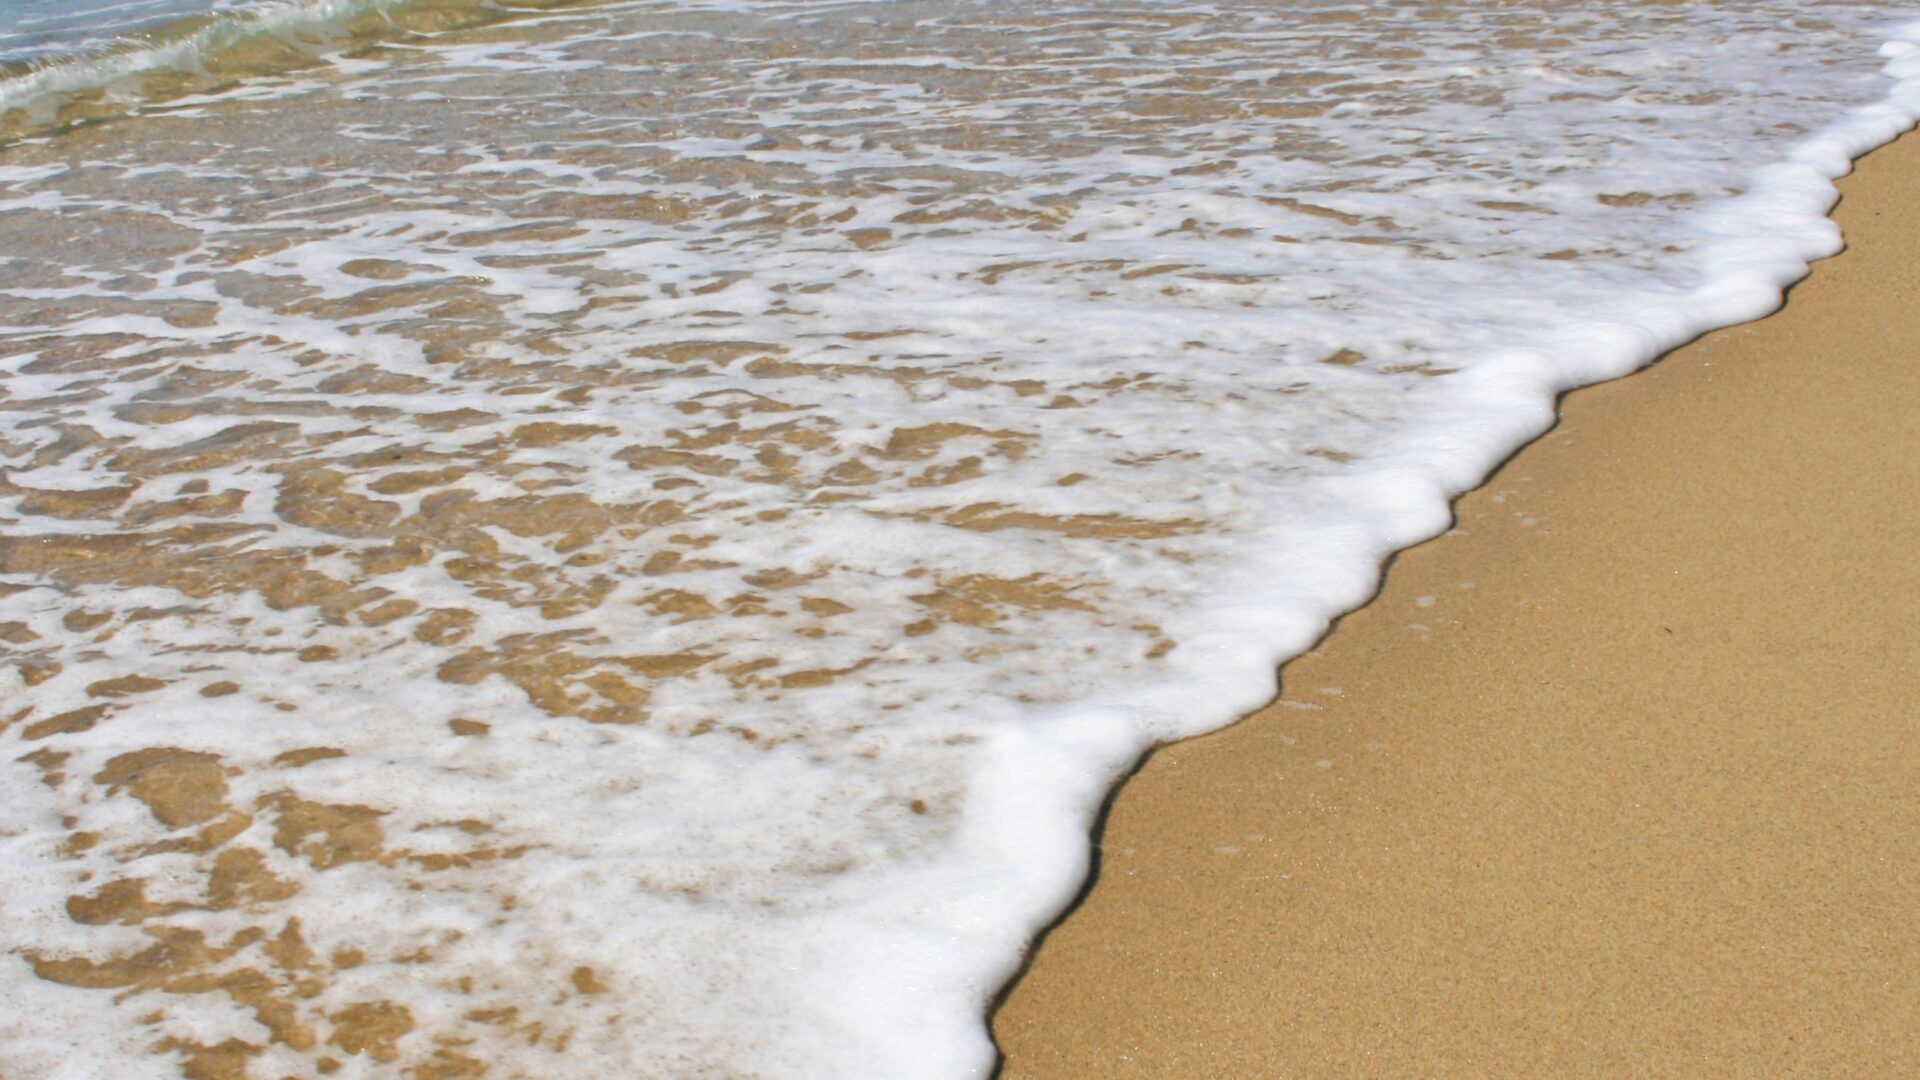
993,130 -> 1920,1076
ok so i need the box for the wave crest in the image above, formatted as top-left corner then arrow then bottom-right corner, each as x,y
0,0 -> 587,141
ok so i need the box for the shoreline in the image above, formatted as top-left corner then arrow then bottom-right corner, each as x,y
992,129 -> 1920,1074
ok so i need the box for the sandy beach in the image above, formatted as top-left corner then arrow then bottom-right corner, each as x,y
4,4 -> 1917,1074
993,129 -> 1920,1077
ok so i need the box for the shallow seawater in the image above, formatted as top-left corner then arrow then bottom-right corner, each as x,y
1,1 -> 1916,1076
1,0 -> 275,63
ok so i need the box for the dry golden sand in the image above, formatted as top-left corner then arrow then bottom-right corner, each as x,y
993,132 -> 1920,1076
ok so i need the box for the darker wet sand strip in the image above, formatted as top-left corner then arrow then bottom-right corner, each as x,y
993,131 -> 1920,1075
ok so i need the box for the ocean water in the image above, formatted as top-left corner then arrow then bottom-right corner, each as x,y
1,1 -> 1916,1076
0,0 -> 238,64
0,0 -> 389,68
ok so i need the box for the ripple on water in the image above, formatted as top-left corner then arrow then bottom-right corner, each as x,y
1,0 -> 1915,1075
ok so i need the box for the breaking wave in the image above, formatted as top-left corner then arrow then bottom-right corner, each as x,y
0,0 -> 587,139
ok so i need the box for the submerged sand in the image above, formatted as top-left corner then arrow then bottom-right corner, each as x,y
993,131 -> 1920,1075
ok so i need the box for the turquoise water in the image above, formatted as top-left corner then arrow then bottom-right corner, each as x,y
0,0 -> 241,63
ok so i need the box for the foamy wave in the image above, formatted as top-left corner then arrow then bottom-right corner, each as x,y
1,1 -> 1917,1076
0,0 -> 516,136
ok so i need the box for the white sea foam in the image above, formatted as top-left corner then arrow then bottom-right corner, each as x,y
1,2 -> 1918,1076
